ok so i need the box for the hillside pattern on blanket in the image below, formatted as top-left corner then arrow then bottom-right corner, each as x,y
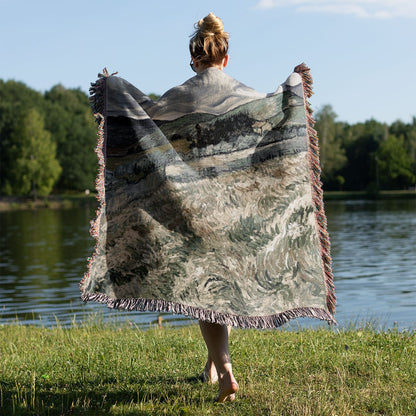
80,65 -> 336,328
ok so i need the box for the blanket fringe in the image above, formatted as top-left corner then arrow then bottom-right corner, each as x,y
79,69 -> 110,292
81,291 -> 337,329
294,63 -> 336,315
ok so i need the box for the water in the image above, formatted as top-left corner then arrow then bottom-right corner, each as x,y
324,199 -> 416,330
0,199 -> 415,330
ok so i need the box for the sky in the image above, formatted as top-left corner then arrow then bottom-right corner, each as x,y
1,0 -> 415,125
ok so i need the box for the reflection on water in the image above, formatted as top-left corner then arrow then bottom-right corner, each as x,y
325,199 -> 416,330
0,199 -> 415,329
0,206 -> 192,328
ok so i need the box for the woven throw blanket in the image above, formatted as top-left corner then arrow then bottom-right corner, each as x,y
80,64 -> 336,328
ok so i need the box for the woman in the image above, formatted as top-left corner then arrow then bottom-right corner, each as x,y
82,11 -> 336,406
151,12 -> 242,403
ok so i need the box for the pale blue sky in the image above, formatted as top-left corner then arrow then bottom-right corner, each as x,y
1,0 -> 415,124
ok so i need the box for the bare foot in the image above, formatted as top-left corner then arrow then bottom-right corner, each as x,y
220,393 -> 236,402
200,358 -> 218,384
215,373 -> 239,403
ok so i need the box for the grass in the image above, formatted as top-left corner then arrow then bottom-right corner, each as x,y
0,320 -> 415,416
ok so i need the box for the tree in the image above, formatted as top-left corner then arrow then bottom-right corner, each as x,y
342,119 -> 388,191
10,108 -> 61,197
314,105 -> 347,189
0,102 -> 19,194
0,80 -> 45,194
389,118 -> 416,180
376,135 -> 415,189
147,93 -> 160,101
44,85 -> 97,191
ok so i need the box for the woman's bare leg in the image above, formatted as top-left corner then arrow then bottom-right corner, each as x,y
201,354 -> 218,383
199,321 -> 239,402
201,325 -> 232,384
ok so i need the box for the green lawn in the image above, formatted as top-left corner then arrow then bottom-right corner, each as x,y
0,321 -> 415,415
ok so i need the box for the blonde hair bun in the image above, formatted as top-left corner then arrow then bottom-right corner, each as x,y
197,12 -> 228,37
189,13 -> 229,65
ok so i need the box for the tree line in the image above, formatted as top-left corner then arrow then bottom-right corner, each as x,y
0,80 -> 97,197
315,105 -> 415,191
0,80 -> 415,197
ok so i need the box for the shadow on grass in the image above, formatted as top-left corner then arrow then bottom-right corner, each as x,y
1,374 -> 209,416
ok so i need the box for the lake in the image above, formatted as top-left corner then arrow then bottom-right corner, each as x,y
0,198 -> 415,330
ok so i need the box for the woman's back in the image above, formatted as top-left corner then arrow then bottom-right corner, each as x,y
146,67 -> 267,121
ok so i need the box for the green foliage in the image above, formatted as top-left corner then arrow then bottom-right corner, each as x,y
376,135 -> 415,189
0,80 -> 96,196
344,119 -> 388,191
9,109 -> 61,197
0,79 -> 44,108
314,105 -> 416,191
44,85 -> 97,191
314,105 -> 347,184
389,117 -> 416,179
147,92 -> 161,101
0,80 -> 45,194
335,175 -> 345,191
